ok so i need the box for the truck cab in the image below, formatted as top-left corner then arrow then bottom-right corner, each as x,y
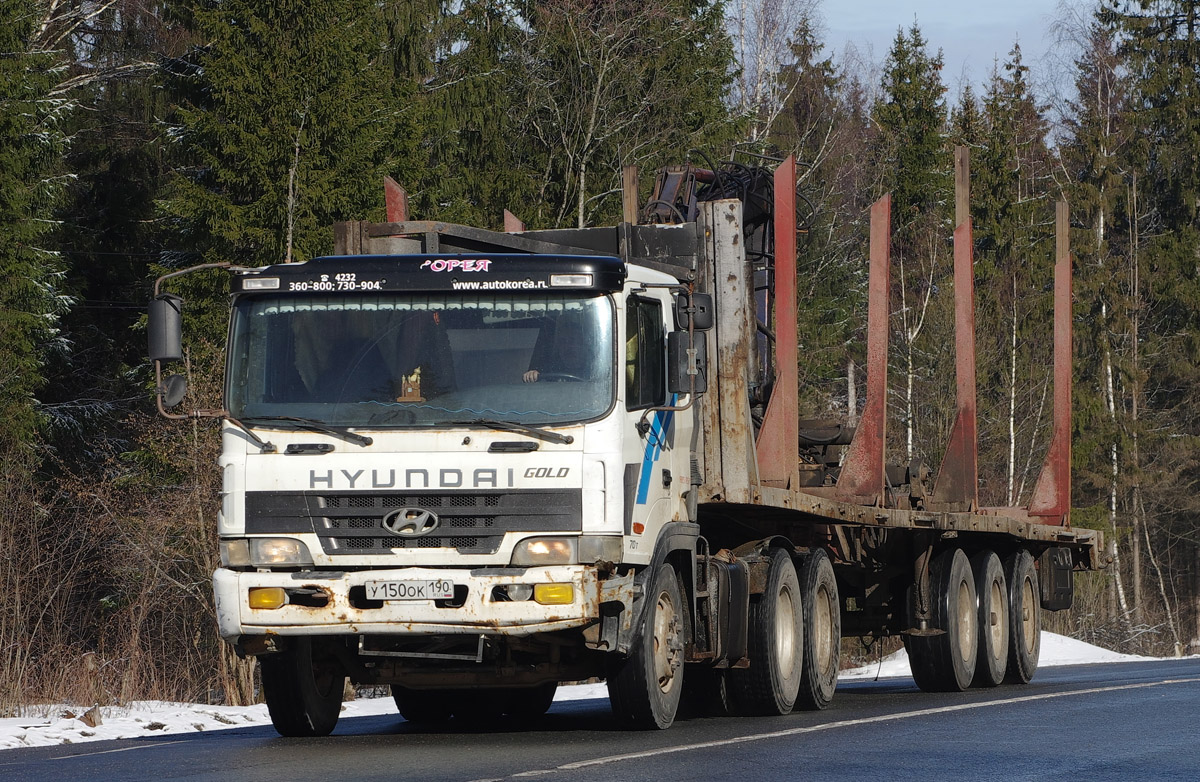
172,250 -> 703,733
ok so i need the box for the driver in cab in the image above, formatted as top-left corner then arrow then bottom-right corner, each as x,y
523,321 -> 591,383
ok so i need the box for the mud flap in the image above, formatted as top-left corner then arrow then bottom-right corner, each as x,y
1039,547 -> 1074,611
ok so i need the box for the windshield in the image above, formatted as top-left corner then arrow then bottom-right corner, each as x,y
227,292 -> 614,428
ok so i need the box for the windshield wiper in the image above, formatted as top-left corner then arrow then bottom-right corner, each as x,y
460,418 -> 574,446
240,416 -> 373,447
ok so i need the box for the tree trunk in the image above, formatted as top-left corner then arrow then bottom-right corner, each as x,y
577,160 -> 586,229
1140,491 -> 1182,656
1132,513 -> 1143,623
1007,275 -> 1017,505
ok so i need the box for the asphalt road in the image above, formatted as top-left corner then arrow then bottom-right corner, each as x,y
4,659 -> 1197,782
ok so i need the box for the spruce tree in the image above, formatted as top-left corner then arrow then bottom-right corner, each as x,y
164,0 -> 421,279
871,23 -> 951,463
1099,0 -> 1200,650
414,1 -> 530,226
44,4 -> 182,458
873,24 -> 950,232
969,45 -> 1055,507
0,1 -> 71,456
770,14 -> 871,416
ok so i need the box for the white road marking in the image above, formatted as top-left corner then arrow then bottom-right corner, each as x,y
47,740 -> 186,761
471,676 -> 1200,779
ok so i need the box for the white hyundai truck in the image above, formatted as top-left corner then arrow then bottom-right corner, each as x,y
149,158 -> 1101,736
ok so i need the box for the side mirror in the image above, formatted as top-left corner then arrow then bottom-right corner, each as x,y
148,294 -> 184,363
673,292 -> 713,331
160,374 -> 189,409
667,330 -> 707,395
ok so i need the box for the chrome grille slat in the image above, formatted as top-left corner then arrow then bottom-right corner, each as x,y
244,490 -> 582,556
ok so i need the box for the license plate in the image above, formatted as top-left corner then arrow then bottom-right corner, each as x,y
365,579 -> 455,601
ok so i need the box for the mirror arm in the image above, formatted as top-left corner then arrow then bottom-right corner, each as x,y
153,360 -> 225,421
153,262 -> 235,297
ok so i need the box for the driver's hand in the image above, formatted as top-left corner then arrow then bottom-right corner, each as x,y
523,369 -> 539,383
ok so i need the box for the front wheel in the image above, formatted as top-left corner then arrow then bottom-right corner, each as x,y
259,638 -> 346,737
606,563 -> 686,729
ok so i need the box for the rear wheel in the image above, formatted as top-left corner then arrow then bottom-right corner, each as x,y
971,551 -> 1009,687
680,665 -> 733,718
259,638 -> 345,737
1004,549 -> 1041,684
451,689 -> 508,723
730,547 -> 803,715
502,683 -> 558,719
907,548 -> 978,692
391,686 -> 454,724
607,563 -> 685,729
796,549 -> 840,710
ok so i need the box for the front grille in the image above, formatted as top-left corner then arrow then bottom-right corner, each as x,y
245,490 -> 582,555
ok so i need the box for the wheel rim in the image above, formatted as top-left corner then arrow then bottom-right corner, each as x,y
652,588 -> 682,695
955,578 -> 974,660
1020,576 -> 1037,654
775,584 -> 797,673
987,578 -> 1006,658
814,583 -> 833,672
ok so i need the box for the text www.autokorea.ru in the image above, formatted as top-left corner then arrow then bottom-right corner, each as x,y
451,279 -> 549,290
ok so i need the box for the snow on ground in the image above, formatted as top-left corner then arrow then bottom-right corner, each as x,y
0,633 -> 1177,751
838,631 -> 1155,680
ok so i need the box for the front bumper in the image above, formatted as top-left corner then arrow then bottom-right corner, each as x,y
212,565 -> 603,642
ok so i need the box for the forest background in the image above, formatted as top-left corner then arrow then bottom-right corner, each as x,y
2,0 -> 1199,713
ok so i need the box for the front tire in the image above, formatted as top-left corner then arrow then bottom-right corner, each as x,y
260,638 -> 345,737
607,563 -> 686,729
1004,549 -> 1041,684
730,547 -> 803,715
797,549 -> 840,710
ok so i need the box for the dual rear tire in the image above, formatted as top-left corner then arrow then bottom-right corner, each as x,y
797,549 -> 840,710
729,548 -> 804,715
908,547 -> 1042,692
1005,549 -> 1041,683
907,548 -> 979,691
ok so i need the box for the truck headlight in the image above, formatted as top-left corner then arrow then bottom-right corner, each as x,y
511,537 -> 577,566
221,538 -> 313,568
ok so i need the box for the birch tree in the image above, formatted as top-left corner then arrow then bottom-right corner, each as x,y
513,0 -> 735,229
727,0 -> 820,146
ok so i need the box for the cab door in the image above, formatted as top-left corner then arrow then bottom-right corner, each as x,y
621,288 -> 681,561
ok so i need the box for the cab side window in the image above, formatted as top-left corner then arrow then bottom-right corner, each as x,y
626,297 -> 665,410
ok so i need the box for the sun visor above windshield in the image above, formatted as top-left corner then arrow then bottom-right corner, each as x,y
231,254 -> 626,295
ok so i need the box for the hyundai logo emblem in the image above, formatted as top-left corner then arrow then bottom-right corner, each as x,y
382,507 -> 440,537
